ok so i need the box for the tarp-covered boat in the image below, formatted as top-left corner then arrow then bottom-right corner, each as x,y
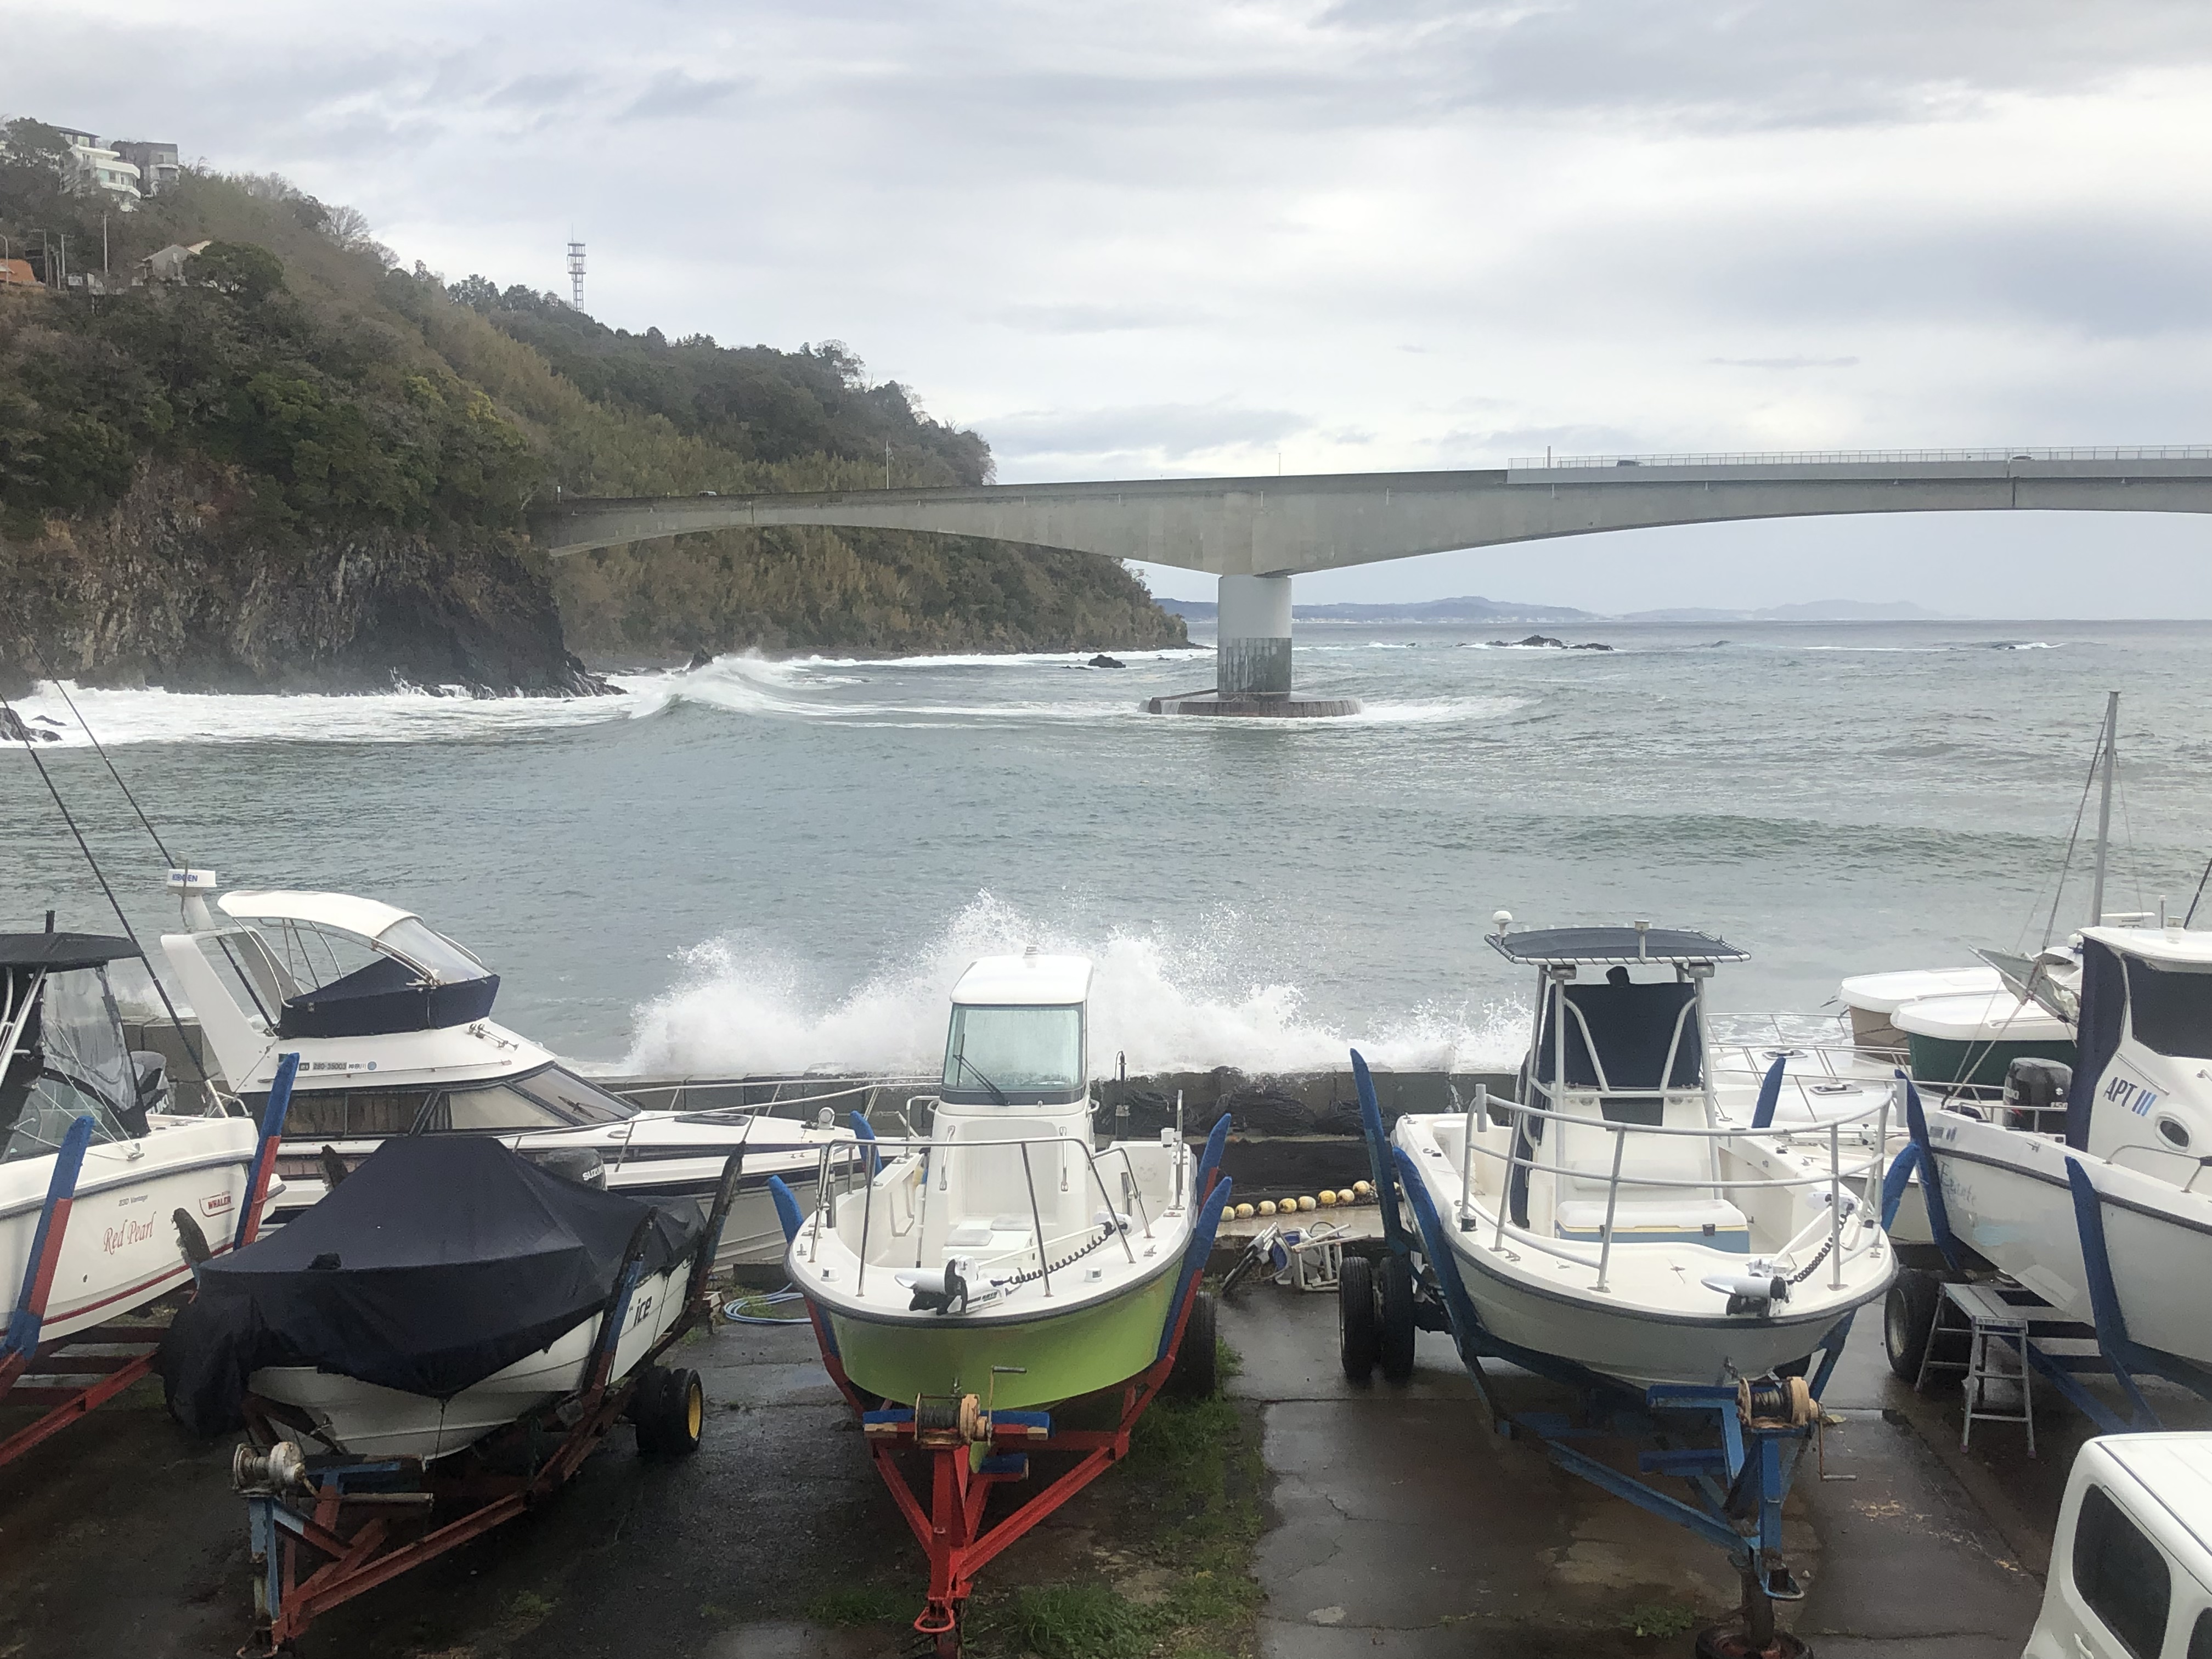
162,1136 -> 701,1457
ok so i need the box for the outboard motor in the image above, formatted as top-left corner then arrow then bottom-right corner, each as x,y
2002,1057 -> 2071,1135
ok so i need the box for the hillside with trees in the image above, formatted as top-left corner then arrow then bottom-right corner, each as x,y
0,117 -> 1182,695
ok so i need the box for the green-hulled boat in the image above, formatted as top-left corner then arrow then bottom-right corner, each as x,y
782,951 -> 1211,1412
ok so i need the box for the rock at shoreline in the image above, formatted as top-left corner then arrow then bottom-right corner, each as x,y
1088,653 -> 1127,668
1,709 -> 59,743
1487,634 -> 1612,651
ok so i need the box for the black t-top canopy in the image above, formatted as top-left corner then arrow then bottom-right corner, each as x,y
0,932 -> 139,971
1488,926 -> 1747,967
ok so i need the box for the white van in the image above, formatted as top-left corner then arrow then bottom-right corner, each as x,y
2028,1434 -> 2212,1659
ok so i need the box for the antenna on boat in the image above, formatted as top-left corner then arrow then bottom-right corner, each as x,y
1,681 -> 216,1093
2087,691 -> 2119,929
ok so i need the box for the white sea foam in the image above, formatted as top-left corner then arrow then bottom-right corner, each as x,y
622,892 -> 1528,1080
10,679 -> 669,748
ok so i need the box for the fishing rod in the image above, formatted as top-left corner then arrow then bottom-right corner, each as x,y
1,686 -> 217,1095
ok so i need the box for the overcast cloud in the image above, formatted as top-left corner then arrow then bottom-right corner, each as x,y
8,0 -> 2208,613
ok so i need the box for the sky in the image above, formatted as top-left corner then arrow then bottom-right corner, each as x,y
8,0 -> 2209,614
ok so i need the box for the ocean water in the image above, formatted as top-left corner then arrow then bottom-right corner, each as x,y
7,620 -> 2209,1079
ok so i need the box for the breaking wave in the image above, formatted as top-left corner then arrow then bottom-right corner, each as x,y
621,893 -> 1528,1079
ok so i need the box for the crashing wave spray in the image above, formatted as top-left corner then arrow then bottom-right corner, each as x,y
622,892 -> 1528,1079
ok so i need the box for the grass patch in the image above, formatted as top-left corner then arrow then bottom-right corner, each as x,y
1622,1602 -> 1701,1639
805,1583 -> 910,1627
1001,1583 -> 1156,1659
507,1590 -> 555,1620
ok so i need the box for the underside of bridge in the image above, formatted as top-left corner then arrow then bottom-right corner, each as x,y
543,449 -> 2212,718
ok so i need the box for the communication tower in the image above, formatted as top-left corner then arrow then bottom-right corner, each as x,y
566,240 -> 586,308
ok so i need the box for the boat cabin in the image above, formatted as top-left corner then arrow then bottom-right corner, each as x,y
183,889 -> 498,1042
1,929 -> 166,1159
923,951 -> 1098,1264
2073,925 -> 2212,1174
1491,922 -> 1750,1251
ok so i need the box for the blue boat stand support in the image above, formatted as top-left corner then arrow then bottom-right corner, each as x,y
1352,1048 -> 1836,1657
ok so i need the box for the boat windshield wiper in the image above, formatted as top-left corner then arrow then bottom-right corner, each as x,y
951,1053 -> 1008,1105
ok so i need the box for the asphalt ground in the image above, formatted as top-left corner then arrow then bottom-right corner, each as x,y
0,1278 -> 2203,1658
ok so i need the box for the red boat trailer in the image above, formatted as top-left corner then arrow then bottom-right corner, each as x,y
0,1052 -> 296,1469
771,1117 -> 1235,1656
234,1147 -> 749,1656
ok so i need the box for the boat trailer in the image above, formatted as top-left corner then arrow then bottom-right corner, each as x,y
1349,1051 -> 1849,1659
770,1114 -> 1235,1658
0,1053 -> 296,1470
1887,1074 -> 2212,1436
232,1145 -> 752,1655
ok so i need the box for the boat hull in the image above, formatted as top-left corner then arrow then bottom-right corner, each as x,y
250,1261 -> 691,1460
825,1266 -> 1180,1412
1926,1114 -> 2212,1368
1438,1227 -> 1876,1390
0,1119 -> 265,1344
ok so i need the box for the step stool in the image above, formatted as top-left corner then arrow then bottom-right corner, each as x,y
1917,1281 -> 2035,1455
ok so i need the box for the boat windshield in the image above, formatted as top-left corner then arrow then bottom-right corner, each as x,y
942,1005 -> 1084,1101
0,966 -> 134,1164
426,1066 -> 636,1132
2126,957 -> 2212,1060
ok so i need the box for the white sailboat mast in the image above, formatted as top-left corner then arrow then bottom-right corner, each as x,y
2088,690 -> 2119,928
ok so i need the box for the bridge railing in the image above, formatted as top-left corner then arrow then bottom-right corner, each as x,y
1508,444 -> 2212,469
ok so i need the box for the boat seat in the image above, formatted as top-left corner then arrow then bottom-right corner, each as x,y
1555,1196 -> 1751,1252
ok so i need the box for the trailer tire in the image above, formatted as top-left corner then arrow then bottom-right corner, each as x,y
1339,1255 -> 1379,1382
1168,1292 -> 1219,1399
1884,1269 -> 1942,1384
629,1365 -> 671,1453
1378,1253 -> 1417,1384
638,1367 -> 704,1457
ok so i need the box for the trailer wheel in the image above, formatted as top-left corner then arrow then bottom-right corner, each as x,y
1167,1292 -> 1218,1398
1884,1269 -> 1942,1384
629,1365 -> 671,1454
1378,1254 -> 1417,1384
1339,1255 -> 1379,1382
638,1367 -> 704,1457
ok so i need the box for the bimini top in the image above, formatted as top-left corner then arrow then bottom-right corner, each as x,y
1489,926 -> 1748,967
0,931 -> 138,972
214,889 -> 496,1040
2084,925 -> 2212,969
951,952 -> 1093,1007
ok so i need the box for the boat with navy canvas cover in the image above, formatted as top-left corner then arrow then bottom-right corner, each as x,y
162,1135 -> 703,1459
1385,920 -> 1894,1389
156,876 -> 843,1265
0,927 -> 278,1346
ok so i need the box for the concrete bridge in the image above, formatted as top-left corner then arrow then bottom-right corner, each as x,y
543,447 -> 2212,714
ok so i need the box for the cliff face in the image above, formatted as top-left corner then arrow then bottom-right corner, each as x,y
0,460 -> 603,698
552,526 -> 1188,661
0,162 -> 1188,697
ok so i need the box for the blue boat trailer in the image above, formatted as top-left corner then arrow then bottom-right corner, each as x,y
1886,1074 -> 2212,1435
1347,1050 -> 1847,1659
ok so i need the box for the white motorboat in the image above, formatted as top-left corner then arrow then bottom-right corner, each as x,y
1,927 -> 279,1346
1914,921 -> 2212,1370
1390,921 -> 1894,1389
1839,965 -> 2005,1049
782,952 -> 1210,1412
155,873 -> 845,1265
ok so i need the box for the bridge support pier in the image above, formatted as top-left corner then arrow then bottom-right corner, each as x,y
1146,574 -> 1360,718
